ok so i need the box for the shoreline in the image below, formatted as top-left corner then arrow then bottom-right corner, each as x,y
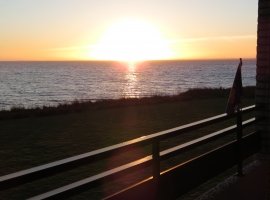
0,86 -> 255,120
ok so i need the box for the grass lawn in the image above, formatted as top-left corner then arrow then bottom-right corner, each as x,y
0,98 -> 255,199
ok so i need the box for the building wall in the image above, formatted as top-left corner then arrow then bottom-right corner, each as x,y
256,0 -> 270,161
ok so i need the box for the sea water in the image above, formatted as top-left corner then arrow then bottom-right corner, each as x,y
0,59 -> 256,110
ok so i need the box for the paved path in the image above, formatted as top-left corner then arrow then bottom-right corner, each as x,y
210,161 -> 267,200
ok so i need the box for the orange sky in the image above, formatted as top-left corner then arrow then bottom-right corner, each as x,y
0,0 -> 258,61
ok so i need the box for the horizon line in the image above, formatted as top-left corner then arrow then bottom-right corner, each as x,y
0,57 -> 256,62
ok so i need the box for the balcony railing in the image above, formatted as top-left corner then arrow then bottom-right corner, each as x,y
0,105 -> 263,199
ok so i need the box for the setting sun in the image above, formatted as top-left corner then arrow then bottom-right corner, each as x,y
0,1 -> 256,61
91,19 -> 173,61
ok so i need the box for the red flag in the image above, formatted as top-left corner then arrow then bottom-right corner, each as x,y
225,58 -> 243,114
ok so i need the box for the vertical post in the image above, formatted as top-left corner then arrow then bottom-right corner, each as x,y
257,1 -> 270,198
237,111 -> 243,176
152,140 -> 160,198
256,0 -> 270,162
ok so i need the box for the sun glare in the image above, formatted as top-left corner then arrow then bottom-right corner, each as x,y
91,19 -> 173,61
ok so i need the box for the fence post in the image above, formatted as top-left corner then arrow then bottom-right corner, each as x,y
152,140 -> 160,197
236,111 -> 243,176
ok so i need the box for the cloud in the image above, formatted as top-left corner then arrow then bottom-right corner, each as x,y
46,45 -> 96,51
169,35 -> 256,43
45,34 -> 256,52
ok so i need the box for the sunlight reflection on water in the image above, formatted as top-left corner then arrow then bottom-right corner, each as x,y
123,63 -> 141,98
0,60 -> 256,110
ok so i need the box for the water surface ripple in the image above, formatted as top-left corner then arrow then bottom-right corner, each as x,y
0,60 -> 256,110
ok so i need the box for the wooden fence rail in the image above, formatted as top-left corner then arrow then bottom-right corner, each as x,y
0,105 -> 263,199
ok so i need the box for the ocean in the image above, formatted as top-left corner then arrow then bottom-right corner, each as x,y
0,59 -> 256,110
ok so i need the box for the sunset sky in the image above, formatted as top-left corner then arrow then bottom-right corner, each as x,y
0,0 -> 258,61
